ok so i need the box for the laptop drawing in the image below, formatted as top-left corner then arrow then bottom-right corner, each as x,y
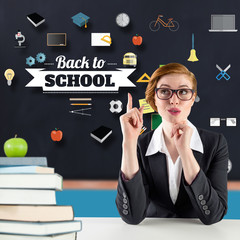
209,14 -> 238,32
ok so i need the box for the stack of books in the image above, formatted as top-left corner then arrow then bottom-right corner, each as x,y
0,157 -> 81,239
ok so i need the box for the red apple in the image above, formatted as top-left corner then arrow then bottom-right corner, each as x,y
51,129 -> 63,142
132,34 -> 142,46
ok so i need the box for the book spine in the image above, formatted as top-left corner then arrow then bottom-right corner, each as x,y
0,157 -> 47,166
0,189 -> 56,205
0,174 -> 63,191
0,166 -> 36,173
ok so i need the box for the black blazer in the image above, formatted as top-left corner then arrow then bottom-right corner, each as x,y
116,128 -> 229,225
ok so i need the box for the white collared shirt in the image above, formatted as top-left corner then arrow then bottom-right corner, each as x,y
145,120 -> 204,204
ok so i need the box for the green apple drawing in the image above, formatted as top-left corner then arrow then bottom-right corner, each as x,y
4,134 -> 28,157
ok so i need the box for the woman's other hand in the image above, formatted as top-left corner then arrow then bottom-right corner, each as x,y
171,121 -> 193,154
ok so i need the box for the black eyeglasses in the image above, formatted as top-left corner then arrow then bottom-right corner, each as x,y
155,88 -> 195,101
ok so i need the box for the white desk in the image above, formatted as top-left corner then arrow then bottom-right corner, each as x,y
76,217 -> 240,240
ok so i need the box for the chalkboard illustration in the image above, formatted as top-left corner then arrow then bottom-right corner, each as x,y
149,15 -> 179,32
209,14 -> 238,32
116,13 -> 130,27
216,64 -> 231,80
1,0 -> 239,180
47,33 -> 67,46
188,33 -> 199,62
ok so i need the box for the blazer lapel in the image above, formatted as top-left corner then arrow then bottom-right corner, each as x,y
148,152 -> 174,209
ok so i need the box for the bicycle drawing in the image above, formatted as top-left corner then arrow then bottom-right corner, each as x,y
149,15 -> 179,32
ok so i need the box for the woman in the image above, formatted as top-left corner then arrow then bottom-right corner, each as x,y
116,63 -> 228,225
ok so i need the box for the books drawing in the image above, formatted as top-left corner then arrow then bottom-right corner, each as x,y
27,13 -> 45,27
90,125 -> 112,143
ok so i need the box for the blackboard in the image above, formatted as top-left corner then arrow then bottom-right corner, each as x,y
0,0 -> 239,180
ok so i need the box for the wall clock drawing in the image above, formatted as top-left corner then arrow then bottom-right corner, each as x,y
116,13 -> 130,27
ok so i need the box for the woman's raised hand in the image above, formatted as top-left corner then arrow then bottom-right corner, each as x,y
120,93 -> 144,143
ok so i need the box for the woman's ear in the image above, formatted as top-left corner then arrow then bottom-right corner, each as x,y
191,93 -> 197,106
191,95 -> 195,105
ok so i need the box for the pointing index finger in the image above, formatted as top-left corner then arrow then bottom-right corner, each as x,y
127,93 -> 132,112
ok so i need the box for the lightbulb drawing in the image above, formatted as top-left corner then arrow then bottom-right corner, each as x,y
4,69 -> 15,86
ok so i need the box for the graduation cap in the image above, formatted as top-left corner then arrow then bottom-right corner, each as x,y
71,12 -> 90,28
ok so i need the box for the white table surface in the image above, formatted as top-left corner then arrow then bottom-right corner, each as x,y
76,217 -> 240,240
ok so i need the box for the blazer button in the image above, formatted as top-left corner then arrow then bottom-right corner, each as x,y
202,205 -> 208,210
205,210 -> 210,215
123,209 -> 128,215
123,192 -> 127,198
123,198 -> 128,204
123,204 -> 128,209
198,195 -> 204,201
200,200 -> 206,205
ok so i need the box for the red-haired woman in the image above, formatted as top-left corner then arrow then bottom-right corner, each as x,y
116,63 -> 228,225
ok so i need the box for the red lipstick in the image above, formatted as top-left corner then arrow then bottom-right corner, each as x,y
168,108 -> 181,116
